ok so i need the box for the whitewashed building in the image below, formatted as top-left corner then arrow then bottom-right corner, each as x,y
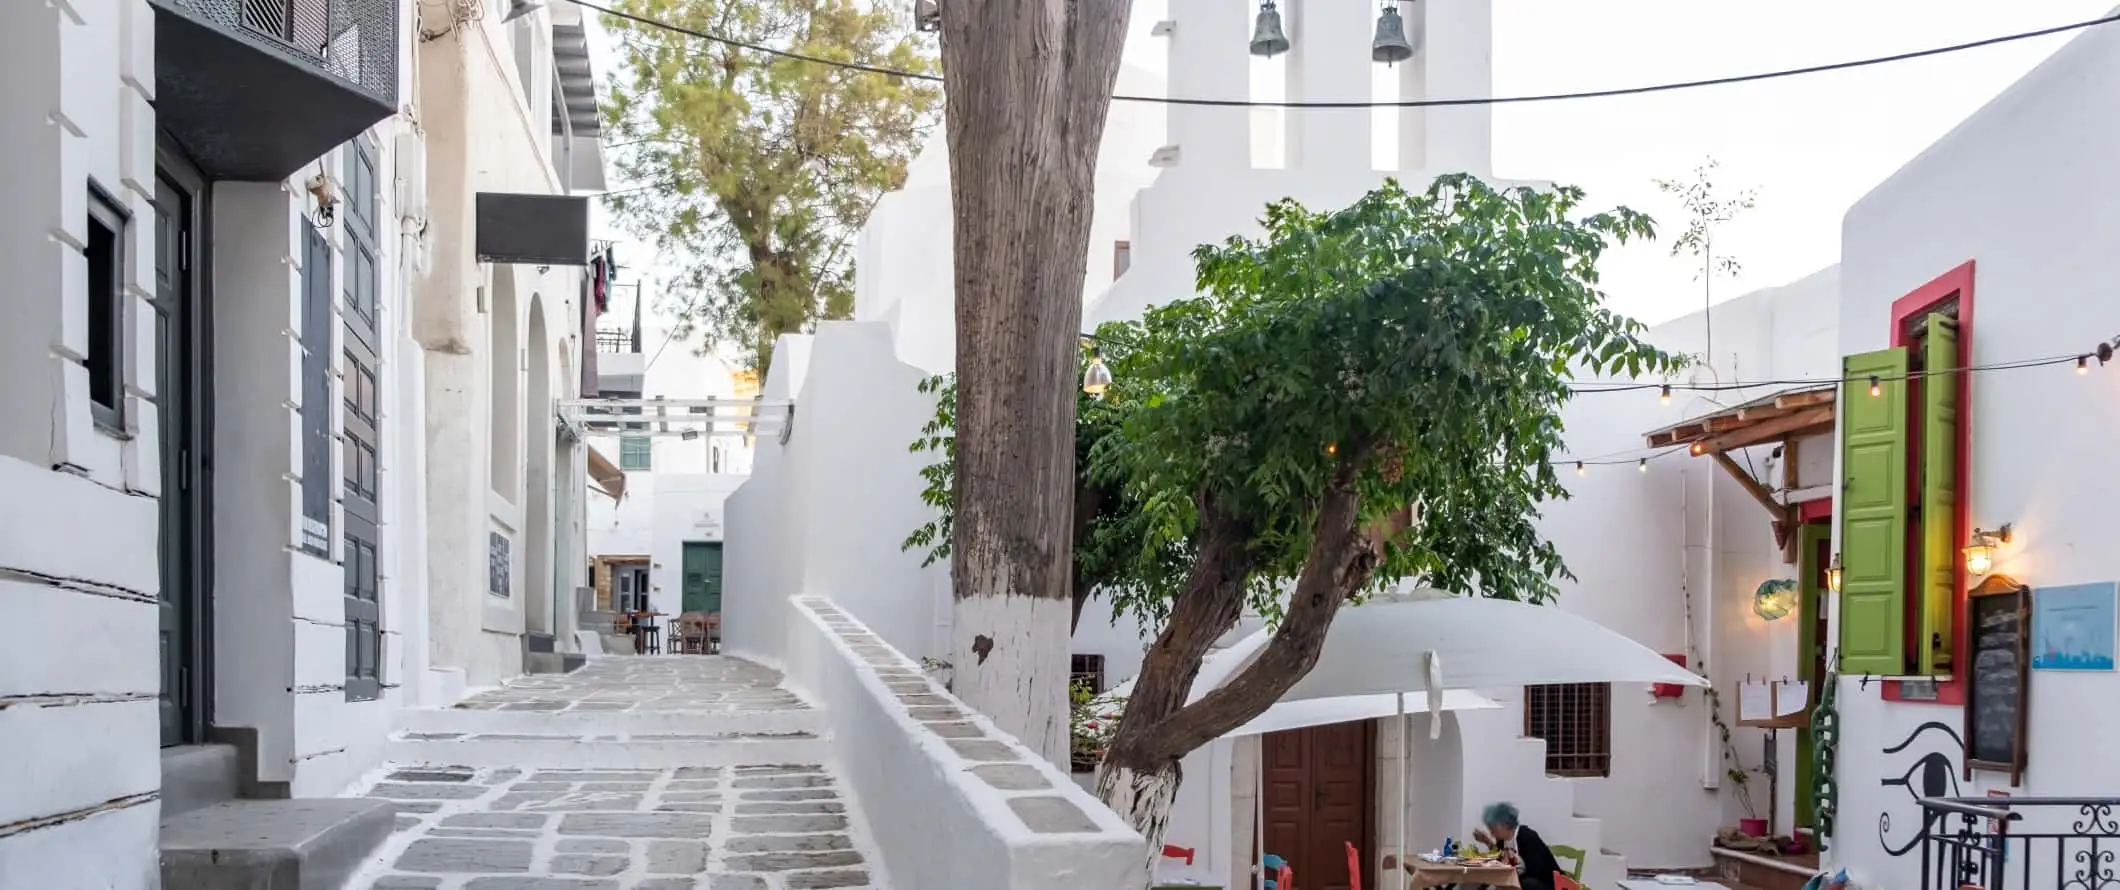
578,298 -> 758,623
0,0 -> 601,883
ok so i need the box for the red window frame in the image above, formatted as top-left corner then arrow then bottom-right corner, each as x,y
1880,261 -> 1975,705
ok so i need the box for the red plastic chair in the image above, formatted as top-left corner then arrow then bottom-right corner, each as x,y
1346,841 -> 1362,890
1556,871 -> 1583,890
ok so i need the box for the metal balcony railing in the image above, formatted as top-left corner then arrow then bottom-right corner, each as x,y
158,0 -> 398,109
1918,797 -> 2120,890
595,330 -> 637,354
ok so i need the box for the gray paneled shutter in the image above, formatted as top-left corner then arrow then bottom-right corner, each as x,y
343,138 -> 384,702
300,221 -> 334,555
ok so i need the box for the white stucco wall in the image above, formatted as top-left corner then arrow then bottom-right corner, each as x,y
414,7 -> 586,693
1829,14 -> 2120,886
0,0 -> 163,875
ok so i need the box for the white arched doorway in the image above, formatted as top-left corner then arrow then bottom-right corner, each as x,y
523,294 -> 554,635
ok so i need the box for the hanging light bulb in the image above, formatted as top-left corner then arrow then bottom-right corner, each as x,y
1325,442 -> 1339,457
1868,375 -> 1882,398
1081,354 -> 1114,398
1249,1 -> 1290,57
500,0 -> 542,23
1638,457 -> 1648,473
2078,355 -> 2091,375
1575,461 -> 1586,476
1659,383 -> 1672,406
913,0 -> 940,33
1371,4 -> 1415,65
1690,441 -> 1706,456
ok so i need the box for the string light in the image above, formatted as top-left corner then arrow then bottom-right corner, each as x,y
2078,355 -> 2090,375
1576,461 -> 1587,476
1659,384 -> 1672,406
1869,376 -> 1882,397
1638,458 -> 1648,473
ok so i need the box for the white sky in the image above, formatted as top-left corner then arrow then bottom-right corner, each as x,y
588,0 -> 2116,333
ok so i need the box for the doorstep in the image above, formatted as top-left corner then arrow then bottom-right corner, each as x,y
161,798 -> 395,890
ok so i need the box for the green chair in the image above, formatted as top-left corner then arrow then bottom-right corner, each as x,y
1550,844 -> 1587,881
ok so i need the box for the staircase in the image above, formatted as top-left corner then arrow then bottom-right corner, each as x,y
349,656 -> 887,888
158,742 -> 395,889
1454,708 -> 1628,889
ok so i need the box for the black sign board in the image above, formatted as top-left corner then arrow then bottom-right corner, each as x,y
298,220 -> 334,556
474,192 -> 590,266
1964,574 -> 2029,785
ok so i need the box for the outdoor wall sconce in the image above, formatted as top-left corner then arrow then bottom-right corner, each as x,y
1372,4 -> 1416,65
1753,579 -> 1796,622
306,172 -> 338,228
1249,2 -> 1290,57
913,0 -> 939,33
1826,553 -> 1843,593
1964,524 -> 2014,577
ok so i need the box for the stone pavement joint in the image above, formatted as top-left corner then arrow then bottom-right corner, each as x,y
347,657 -> 883,890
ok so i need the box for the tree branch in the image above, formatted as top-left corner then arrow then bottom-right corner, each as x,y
1128,452 -> 1412,763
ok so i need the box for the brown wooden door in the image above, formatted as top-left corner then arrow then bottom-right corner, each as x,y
1262,721 -> 1376,890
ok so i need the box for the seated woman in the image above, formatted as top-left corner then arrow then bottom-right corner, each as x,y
1473,802 -> 1564,890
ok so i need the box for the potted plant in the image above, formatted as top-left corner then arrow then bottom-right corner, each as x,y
1070,679 -> 1123,774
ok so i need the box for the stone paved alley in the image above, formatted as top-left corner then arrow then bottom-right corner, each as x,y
346,657 -> 883,890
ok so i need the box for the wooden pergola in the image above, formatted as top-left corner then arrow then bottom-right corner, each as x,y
1643,384 -> 1837,559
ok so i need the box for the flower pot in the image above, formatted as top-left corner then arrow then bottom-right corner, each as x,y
1739,818 -> 1768,837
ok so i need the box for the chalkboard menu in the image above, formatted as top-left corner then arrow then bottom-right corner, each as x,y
1964,575 -> 2029,784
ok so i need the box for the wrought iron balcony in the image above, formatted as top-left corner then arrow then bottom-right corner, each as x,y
1918,796 -> 2120,890
151,0 -> 399,180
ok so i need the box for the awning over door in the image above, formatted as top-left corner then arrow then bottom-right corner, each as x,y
587,443 -> 626,502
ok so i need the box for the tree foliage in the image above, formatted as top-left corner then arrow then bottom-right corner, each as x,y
602,0 -> 940,369
909,175 -> 1682,780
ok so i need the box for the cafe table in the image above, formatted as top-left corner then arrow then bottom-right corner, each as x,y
1389,857 -> 1522,890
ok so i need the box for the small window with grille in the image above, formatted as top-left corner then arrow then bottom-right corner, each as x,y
1523,682 -> 1612,777
1070,654 -> 1107,695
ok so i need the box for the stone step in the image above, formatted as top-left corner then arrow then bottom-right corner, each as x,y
160,798 -> 395,890
398,704 -> 824,738
160,744 -> 243,818
386,729 -> 832,770
524,651 -> 587,675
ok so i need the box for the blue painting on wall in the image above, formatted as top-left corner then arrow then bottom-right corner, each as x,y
2030,581 -> 2117,671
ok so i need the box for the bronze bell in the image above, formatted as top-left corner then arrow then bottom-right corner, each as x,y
1249,1 -> 1290,58
914,0 -> 940,33
1372,5 -> 1415,65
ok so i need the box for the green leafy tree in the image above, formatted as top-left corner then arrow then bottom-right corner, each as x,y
601,0 -> 940,370
1654,157 -> 1756,365
908,176 -> 1681,867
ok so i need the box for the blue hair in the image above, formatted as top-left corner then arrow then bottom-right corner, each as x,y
1481,801 -> 1521,829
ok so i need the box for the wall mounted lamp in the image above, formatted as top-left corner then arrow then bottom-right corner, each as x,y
1825,553 -> 1843,594
1964,524 -> 2014,577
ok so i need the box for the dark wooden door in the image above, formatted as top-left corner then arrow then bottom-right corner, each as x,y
340,137 -> 385,703
155,155 -> 212,747
1262,721 -> 1376,890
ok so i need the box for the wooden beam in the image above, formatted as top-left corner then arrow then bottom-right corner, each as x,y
1710,451 -> 1785,519
1696,406 -> 1835,455
1773,390 -> 1835,410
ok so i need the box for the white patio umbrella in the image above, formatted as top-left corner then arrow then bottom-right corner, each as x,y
1103,591 -> 1707,890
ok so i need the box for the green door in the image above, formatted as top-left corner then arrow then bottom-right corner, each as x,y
1795,522 -> 1832,832
681,542 -> 724,614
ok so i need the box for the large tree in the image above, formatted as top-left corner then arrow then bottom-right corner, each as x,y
912,176 -> 1681,871
602,0 -> 940,370
934,0 -> 1133,763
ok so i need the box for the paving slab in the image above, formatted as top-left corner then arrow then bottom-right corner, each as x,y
346,656 -> 888,889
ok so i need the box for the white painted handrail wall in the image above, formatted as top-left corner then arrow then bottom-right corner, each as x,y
782,596 -> 1146,889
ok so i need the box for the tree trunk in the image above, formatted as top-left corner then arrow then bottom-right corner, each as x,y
938,0 -> 1132,764
1098,458 -> 1414,869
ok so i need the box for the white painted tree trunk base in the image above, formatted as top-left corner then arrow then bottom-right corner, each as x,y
950,592 -> 1072,765
1098,761 -> 1181,886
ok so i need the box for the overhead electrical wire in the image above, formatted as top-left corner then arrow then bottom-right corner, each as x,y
571,0 -> 2118,110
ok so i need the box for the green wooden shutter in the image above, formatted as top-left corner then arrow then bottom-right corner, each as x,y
1918,315 -> 1960,676
1839,347 -> 1910,675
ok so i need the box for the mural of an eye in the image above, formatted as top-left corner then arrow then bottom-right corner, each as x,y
1878,722 -> 1966,857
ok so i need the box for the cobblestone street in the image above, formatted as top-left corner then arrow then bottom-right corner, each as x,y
347,657 -> 881,890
